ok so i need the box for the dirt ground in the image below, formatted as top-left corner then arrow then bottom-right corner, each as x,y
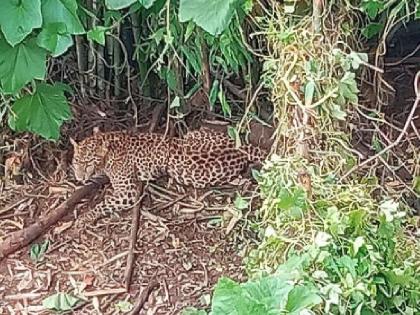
0,175 -> 257,314
0,99 -> 265,314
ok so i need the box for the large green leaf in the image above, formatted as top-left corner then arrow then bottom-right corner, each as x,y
139,0 -> 157,9
179,0 -> 240,36
211,275 -> 295,315
105,0 -> 156,10
211,277 -> 258,315
105,0 -> 136,10
41,0 -> 84,35
8,83 -> 72,140
0,38 -> 46,94
0,0 -> 42,46
36,23 -> 73,57
285,285 -> 322,313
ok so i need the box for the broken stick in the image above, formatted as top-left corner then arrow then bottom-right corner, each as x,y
0,176 -> 109,260
129,280 -> 160,315
124,183 -> 145,291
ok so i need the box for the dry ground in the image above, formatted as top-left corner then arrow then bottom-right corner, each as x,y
0,100 -> 263,314
0,176 -> 256,314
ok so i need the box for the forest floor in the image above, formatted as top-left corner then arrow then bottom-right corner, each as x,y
1,57 -> 419,314
0,98 -> 263,314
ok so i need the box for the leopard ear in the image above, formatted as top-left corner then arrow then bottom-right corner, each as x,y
69,137 -> 78,150
93,127 -> 101,135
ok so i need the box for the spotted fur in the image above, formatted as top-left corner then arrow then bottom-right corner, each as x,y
70,128 -> 266,215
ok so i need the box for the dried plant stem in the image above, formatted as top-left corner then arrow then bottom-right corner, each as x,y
341,71 -> 420,181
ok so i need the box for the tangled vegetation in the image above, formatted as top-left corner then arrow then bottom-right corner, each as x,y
0,0 -> 418,314
185,1 -> 420,314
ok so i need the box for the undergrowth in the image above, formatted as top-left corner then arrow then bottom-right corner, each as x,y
183,1 -> 419,314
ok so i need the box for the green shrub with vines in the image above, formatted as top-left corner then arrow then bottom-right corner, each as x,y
183,1 -> 419,314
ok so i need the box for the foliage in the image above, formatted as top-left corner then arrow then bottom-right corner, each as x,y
8,83 -> 72,140
360,0 -> 420,39
181,2 -> 419,314
187,157 -> 419,314
243,156 -> 419,314
0,0 -> 254,140
42,292 -> 80,311
30,240 -> 50,262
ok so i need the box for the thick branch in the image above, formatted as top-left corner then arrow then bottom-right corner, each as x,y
0,176 -> 109,260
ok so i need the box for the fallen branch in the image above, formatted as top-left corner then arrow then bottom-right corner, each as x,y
0,176 -> 109,260
129,280 -> 160,315
124,184 -> 145,291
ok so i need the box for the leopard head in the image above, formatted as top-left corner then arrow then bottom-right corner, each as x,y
70,129 -> 108,182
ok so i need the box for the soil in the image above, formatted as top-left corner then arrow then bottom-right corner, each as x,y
0,177 -> 256,314
0,100 -> 264,314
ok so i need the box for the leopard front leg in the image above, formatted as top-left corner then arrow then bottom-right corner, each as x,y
94,164 -> 141,218
93,186 -> 139,217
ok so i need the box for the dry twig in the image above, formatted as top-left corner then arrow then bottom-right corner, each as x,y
129,280 -> 160,315
341,71 -> 420,181
124,183 -> 145,291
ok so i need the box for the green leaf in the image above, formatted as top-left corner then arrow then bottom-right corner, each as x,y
234,194 -> 249,210
139,0 -> 157,9
211,277 -> 250,315
36,23 -> 73,57
8,83 -> 72,140
179,0 -> 240,36
105,0 -> 136,10
0,37 -> 46,94
276,188 -> 308,219
338,72 -> 359,104
30,240 -> 50,262
181,46 -> 201,74
331,103 -> 347,120
0,0 -> 42,46
304,80 -> 316,106
227,126 -> 241,147
170,96 -> 181,109
285,285 -> 322,313
42,293 -> 80,311
349,51 -> 368,70
413,176 -> 420,194
209,79 -> 219,109
87,26 -> 108,46
115,300 -> 133,312
362,23 -> 383,39
41,0 -> 84,35
361,0 -> 385,19
184,21 -> 196,42
211,276 -> 294,315
163,68 -> 178,92
218,88 -> 231,118
353,236 -> 365,256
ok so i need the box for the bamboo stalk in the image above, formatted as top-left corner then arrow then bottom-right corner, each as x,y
75,36 -> 87,98
113,25 -> 122,97
137,10 -> 152,97
96,2 -> 105,97
105,34 -> 113,102
87,0 -> 96,95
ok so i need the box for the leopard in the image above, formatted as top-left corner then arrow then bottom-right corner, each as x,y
70,127 -> 267,215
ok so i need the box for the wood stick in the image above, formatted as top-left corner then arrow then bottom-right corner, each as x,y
124,184 -> 144,291
129,280 -> 160,315
0,176 -> 109,260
